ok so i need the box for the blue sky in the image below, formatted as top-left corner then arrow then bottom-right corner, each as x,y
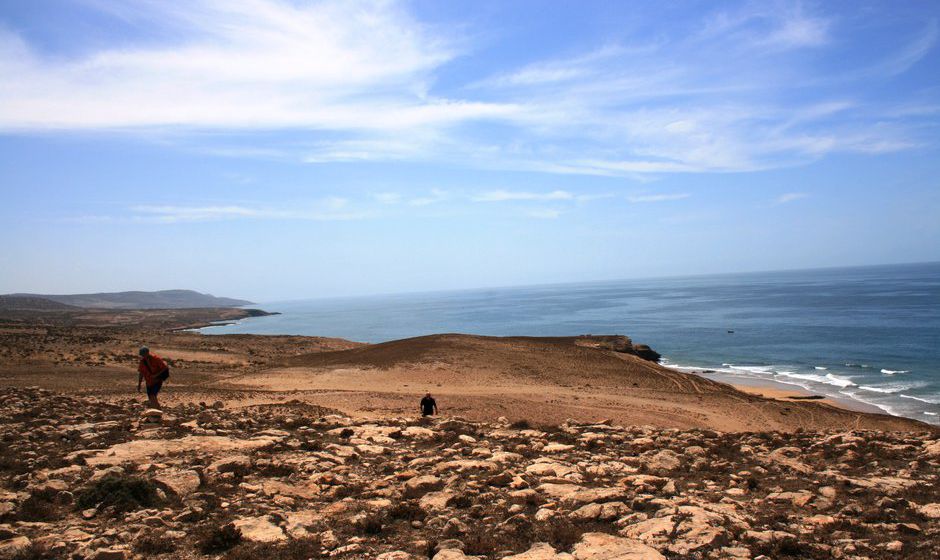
1,0 -> 939,301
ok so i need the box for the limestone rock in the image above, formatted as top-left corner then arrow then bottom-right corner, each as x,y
916,503 -> 940,519
503,542 -> 574,559
0,536 -> 31,560
233,516 -> 286,542
87,548 -> 129,560
377,552 -> 418,560
152,468 -> 201,497
645,449 -> 681,473
571,533 -> 664,559
404,475 -> 444,498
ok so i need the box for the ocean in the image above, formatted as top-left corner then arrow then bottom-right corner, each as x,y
202,262 -> 940,425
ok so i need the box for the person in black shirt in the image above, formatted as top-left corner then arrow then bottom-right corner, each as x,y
420,392 -> 438,416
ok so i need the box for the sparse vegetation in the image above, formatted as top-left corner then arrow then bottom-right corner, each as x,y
15,491 -> 61,522
75,475 -> 160,515
134,534 -> 177,555
9,543 -> 57,560
198,523 -> 243,554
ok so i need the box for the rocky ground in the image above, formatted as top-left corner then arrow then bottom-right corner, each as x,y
1,387 -> 938,560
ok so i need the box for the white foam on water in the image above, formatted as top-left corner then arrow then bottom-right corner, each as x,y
881,369 -> 910,375
899,394 -> 940,405
663,359 -> 937,426
729,365 -> 775,375
857,381 -> 926,394
859,385 -> 902,394
824,373 -> 855,388
772,370 -> 855,389
840,390 -> 899,416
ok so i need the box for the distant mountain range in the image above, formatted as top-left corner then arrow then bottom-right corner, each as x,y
1,290 -> 254,310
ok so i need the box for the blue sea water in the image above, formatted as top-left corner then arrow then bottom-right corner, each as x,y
203,262 -> 940,425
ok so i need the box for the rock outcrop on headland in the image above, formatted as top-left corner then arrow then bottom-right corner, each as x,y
1,387 -> 937,559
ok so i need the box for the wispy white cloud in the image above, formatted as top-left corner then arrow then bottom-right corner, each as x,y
627,193 -> 691,203
473,190 -> 573,202
408,189 -> 448,206
0,0 -> 934,177
125,199 -> 368,223
701,3 -> 831,50
0,0 -> 515,132
774,192 -> 809,204
866,20 -> 938,78
374,192 -> 403,205
526,208 -> 563,219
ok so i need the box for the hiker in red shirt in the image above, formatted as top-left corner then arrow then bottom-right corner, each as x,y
137,346 -> 169,410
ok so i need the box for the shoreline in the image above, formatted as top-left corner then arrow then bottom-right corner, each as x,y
196,311 -> 937,426
671,366 -> 889,415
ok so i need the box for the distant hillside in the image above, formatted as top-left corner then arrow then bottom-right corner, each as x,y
3,290 -> 253,310
0,296 -> 80,311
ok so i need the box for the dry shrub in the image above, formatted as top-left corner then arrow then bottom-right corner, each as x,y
198,523 -> 243,554
134,535 -> 177,555
222,538 -> 323,560
75,475 -> 160,515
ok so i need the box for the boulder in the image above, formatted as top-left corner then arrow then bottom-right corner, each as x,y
403,427 -> 436,440
503,542 -> 574,560
284,511 -> 320,539
570,501 -> 630,521
537,483 -> 584,499
620,505 -> 730,555
916,503 -> 940,519
433,550 -> 476,560
645,450 -> 681,473
153,468 -> 201,497
922,440 -> 940,458
420,491 -> 457,510
208,454 -> 252,474
561,487 -> 628,506
571,533 -> 664,559
0,536 -> 31,560
87,548 -> 129,560
404,475 -> 444,498
233,516 -> 286,542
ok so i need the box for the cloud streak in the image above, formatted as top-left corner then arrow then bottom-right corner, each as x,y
627,193 -> 692,203
774,192 -> 809,204
0,1 -> 935,177
124,199 -> 369,223
0,0 -> 515,131
473,190 -> 574,202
